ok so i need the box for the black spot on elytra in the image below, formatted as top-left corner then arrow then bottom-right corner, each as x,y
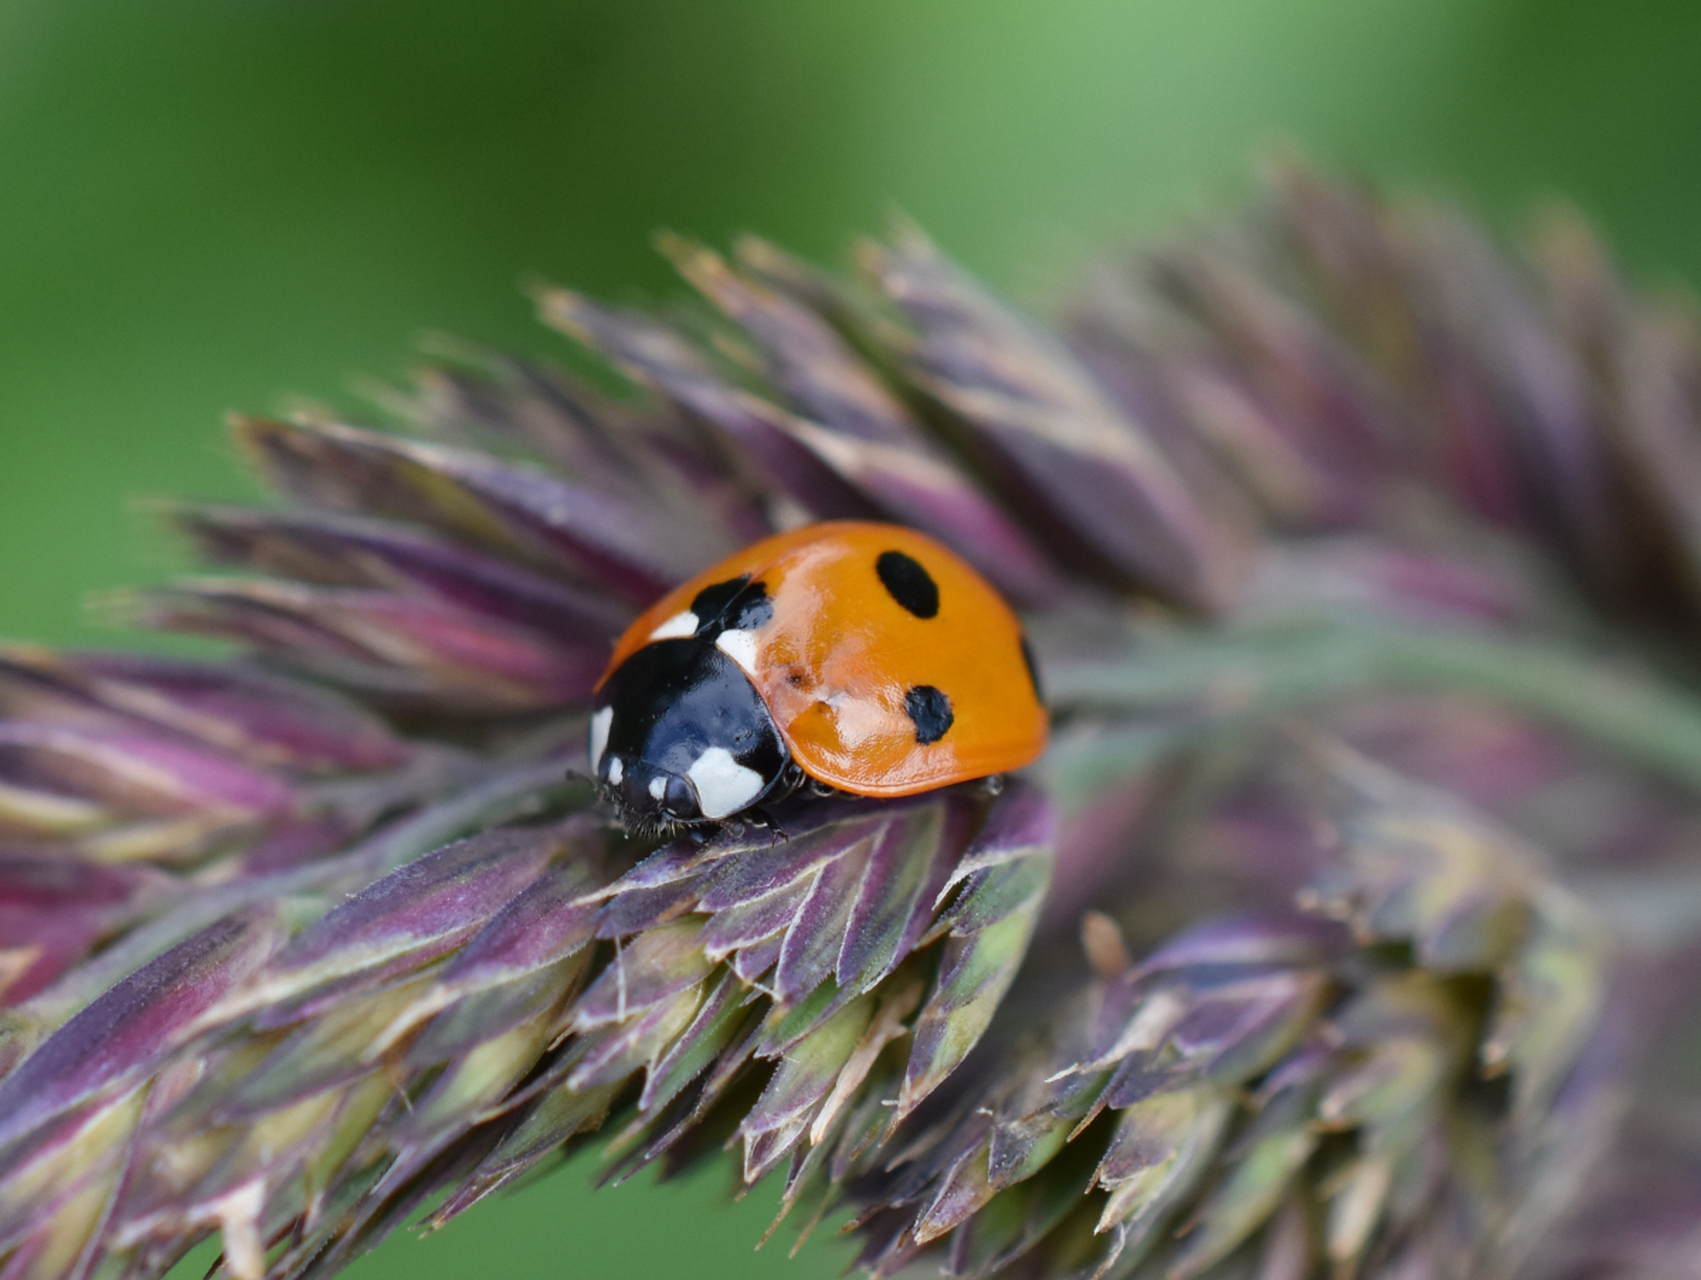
690,576 -> 750,626
876,551 -> 939,619
904,685 -> 954,744
1019,633 -> 1044,702
688,576 -> 772,640
729,584 -> 774,632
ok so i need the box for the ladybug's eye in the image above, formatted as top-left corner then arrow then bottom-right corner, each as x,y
660,774 -> 699,819
876,551 -> 939,619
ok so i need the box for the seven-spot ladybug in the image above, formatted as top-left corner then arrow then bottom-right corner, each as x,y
589,521 -> 1048,830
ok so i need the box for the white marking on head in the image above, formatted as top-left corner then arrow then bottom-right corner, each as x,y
715,628 -> 760,676
605,756 -> 623,786
648,610 -> 699,641
649,774 -> 668,801
589,706 -> 613,774
686,746 -> 766,819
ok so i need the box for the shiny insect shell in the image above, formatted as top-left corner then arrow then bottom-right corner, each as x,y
588,521 -> 1048,829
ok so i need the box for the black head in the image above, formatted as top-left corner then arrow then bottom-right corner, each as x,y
590,638 -> 790,830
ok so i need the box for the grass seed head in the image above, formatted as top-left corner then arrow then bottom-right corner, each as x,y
4,162 -> 1701,1279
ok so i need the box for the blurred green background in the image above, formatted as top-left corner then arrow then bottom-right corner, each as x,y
5,0 -> 1701,1275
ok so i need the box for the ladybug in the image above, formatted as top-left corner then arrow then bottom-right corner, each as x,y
588,521 -> 1048,830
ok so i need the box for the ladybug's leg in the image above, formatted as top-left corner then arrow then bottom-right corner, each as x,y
770,759 -> 812,803
742,807 -> 789,842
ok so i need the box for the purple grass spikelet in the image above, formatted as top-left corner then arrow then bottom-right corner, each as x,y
5,160 -> 1701,1279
